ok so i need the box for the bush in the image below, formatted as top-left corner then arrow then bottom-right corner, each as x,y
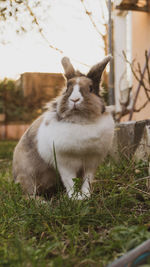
0,79 -> 48,123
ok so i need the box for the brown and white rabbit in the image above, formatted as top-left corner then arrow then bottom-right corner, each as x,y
13,55 -> 115,200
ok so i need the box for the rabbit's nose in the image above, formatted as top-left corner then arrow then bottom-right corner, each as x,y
71,98 -> 80,103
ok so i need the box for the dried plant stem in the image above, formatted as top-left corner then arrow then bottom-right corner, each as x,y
127,185 -> 150,197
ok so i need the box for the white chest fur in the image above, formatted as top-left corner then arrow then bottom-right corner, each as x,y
37,112 -> 114,165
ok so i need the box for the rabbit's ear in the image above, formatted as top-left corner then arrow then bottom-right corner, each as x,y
61,57 -> 75,80
87,55 -> 112,95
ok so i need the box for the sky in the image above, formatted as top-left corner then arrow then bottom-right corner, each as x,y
0,0 -> 108,79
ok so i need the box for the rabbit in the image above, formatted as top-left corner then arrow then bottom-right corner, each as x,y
13,55 -> 115,200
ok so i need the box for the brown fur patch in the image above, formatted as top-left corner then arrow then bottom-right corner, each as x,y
13,115 -> 59,196
57,76 -> 105,123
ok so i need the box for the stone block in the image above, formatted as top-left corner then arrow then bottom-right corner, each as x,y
112,120 -> 150,161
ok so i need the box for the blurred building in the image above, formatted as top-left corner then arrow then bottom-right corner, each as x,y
0,72 -> 66,140
20,72 -> 66,101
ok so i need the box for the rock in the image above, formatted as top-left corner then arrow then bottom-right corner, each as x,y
112,120 -> 150,161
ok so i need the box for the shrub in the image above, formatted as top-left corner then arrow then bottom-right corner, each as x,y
0,79 -> 49,123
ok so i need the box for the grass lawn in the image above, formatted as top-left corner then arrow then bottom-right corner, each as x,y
0,140 -> 150,266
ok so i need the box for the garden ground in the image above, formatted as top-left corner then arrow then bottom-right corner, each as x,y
0,141 -> 150,266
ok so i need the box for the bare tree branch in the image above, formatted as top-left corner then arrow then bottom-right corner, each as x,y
123,51 -> 150,93
24,0 -> 90,68
137,62 -> 150,93
80,0 -> 103,38
79,0 -> 108,63
24,0 -> 63,54
80,0 -> 109,56
145,50 -> 150,85
116,50 -> 150,122
134,100 -> 149,112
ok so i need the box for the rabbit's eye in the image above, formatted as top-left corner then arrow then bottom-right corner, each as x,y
89,85 -> 93,92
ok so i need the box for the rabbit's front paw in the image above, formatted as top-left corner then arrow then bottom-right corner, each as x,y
67,186 -> 91,200
81,187 -> 91,199
75,193 -> 89,200
71,192 -> 90,201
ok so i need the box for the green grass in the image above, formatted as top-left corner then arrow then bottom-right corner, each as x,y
0,141 -> 150,266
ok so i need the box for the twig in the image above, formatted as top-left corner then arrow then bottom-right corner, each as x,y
24,0 -> 90,68
137,62 -> 150,97
123,51 -> 150,93
80,0 -> 103,38
101,192 -> 116,221
123,52 -> 139,83
137,63 -> 150,92
127,185 -> 150,197
128,176 -> 150,186
134,100 -> 149,112
135,66 -> 149,84
80,0 -> 108,55
24,0 -> 63,54
145,50 -> 150,85
122,50 -> 150,120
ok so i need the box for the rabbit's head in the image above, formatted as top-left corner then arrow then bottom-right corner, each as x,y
56,55 -> 112,123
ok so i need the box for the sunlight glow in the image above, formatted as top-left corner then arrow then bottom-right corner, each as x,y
0,0 -> 108,79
